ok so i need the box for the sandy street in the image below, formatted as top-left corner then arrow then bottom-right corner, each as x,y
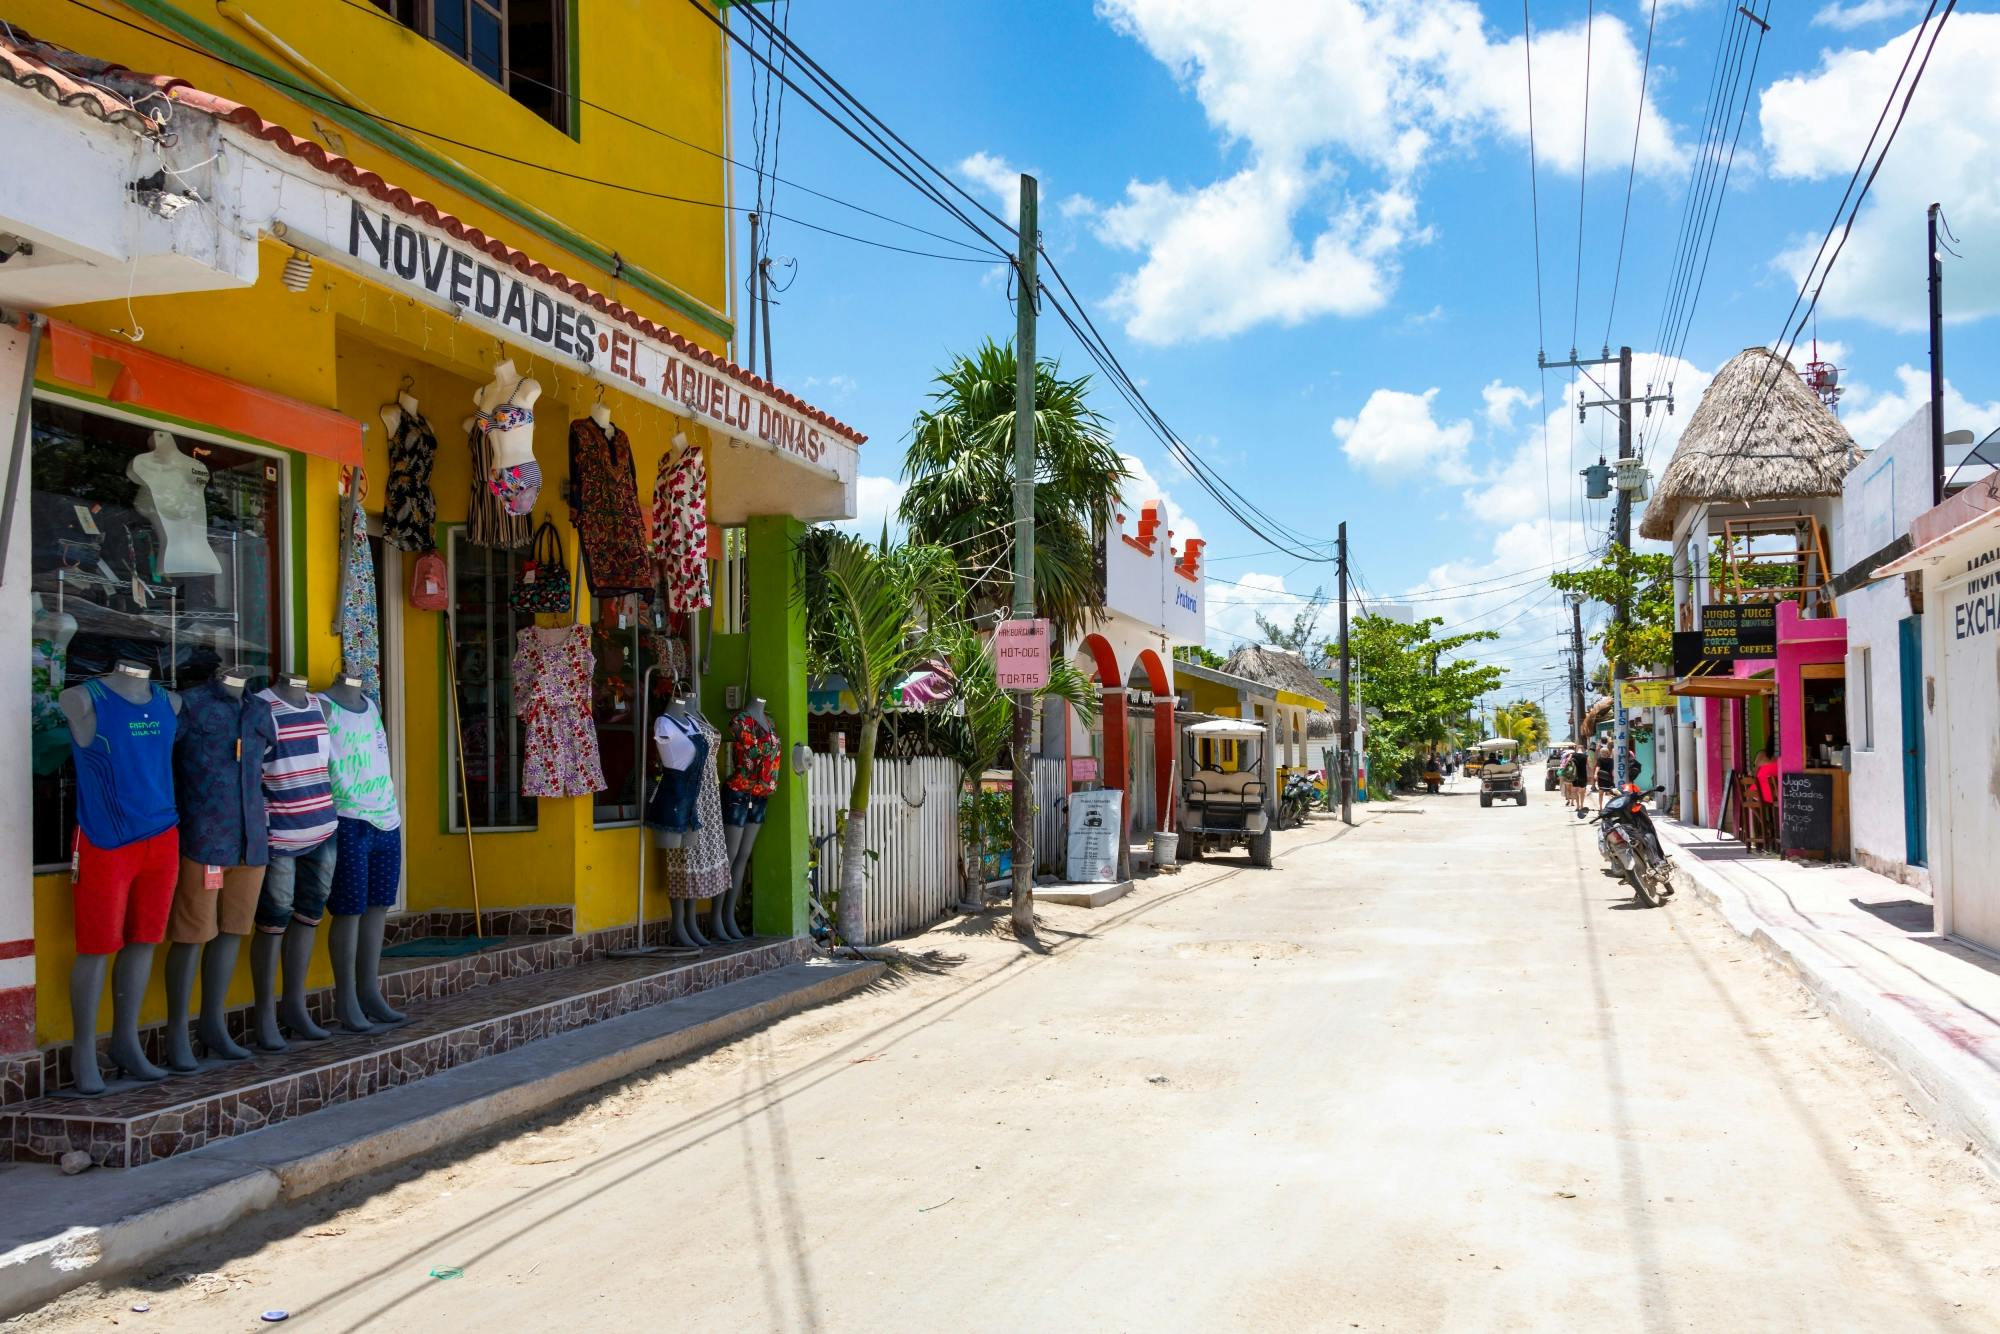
21,781 -> 2000,1332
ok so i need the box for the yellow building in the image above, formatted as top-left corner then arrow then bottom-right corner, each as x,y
0,2 -> 860,1145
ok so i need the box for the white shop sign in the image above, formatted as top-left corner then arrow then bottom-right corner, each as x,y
263,176 -> 848,478
1066,788 -> 1122,884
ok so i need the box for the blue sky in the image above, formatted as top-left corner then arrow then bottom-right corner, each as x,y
725,0 -> 2000,717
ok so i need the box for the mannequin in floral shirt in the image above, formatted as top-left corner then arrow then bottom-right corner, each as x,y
717,699 -> 780,938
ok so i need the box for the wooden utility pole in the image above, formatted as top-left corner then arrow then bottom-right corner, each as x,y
1337,522 -> 1353,826
1009,175 -> 1039,931
1612,345 -> 1633,787
1929,202 -> 1946,506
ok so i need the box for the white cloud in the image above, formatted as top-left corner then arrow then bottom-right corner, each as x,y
1205,570 -> 1319,650
1333,387 -> 1476,482
957,151 -> 1037,213
1839,365 -> 2000,450
1087,0 -> 1683,343
833,474 -> 907,540
1482,380 -> 1535,430
1813,0 -> 1923,31
1098,168 -> 1415,341
1761,14 -> 2000,330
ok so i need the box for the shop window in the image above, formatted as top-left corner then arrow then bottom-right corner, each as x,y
371,0 -> 570,133
447,530 -> 538,831
589,599 -> 673,825
27,399 -> 287,869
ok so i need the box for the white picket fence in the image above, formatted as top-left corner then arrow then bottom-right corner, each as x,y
806,754 -> 1076,944
807,755 -> 965,943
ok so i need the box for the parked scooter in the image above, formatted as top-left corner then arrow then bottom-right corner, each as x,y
1588,784 -> 1674,907
1279,771 -> 1319,829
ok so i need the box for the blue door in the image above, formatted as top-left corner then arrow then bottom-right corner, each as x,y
1899,616 -> 1927,867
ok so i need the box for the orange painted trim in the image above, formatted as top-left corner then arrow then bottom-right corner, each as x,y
43,320 -> 362,465
1120,534 -> 1155,556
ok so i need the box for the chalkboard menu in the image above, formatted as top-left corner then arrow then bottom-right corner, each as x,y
1779,771 -> 1834,855
1701,604 -> 1777,659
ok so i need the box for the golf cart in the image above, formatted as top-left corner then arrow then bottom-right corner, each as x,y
1178,716 -> 1274,867
1475,737 -> 1527,808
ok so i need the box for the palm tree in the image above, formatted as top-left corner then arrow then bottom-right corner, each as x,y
931,621 -> 1098,904
800,528 -> 964,947
900,339 -> 1130,638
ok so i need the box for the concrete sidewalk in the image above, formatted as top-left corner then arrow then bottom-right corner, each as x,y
1657,819 -> 2000,1171
0,958 -> 879,1318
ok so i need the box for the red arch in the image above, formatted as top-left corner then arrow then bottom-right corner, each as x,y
1078,633 -> 1121,686
1133,648 -> 1170,694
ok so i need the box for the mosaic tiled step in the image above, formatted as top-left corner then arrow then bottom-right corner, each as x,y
3,936 -> 809,1169
2,916 -> 718,1107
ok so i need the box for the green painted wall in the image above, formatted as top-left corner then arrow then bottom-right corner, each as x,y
746,516 -> 809,938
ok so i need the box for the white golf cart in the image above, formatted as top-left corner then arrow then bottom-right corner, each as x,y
1475,736 -> 1527,808
1177,716 -> 1274,867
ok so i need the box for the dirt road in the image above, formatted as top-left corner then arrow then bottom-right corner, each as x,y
24,782 -> 2000,1330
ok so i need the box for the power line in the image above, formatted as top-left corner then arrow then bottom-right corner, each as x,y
325,0 -> 994,257
62,0 -> 1000,266
1569,0 -> 1594,357
1601,0 -> 1659,349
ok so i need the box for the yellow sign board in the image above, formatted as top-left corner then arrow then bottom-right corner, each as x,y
1622,680 -> 1673,709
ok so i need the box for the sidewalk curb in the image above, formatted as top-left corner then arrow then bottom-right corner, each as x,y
1664,848 -> 2000,1176
0,959 -> 881,1318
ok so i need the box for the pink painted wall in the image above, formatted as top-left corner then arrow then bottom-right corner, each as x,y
1696,602 -> 1847,827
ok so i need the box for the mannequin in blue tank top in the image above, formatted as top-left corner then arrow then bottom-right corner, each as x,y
58,662 -> 182,1095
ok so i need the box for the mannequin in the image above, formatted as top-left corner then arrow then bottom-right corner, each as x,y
646,696 -> 709,948
59,661 -> 184,1095
379,384 -> 421,439
589,396 -> 614,432
468,359 -> 543,517
250,673 -> 339,1050
162,663 -> 270,1070
321,672 -> 408,1030
128,429 -> 221,576
717,698 -> 779,941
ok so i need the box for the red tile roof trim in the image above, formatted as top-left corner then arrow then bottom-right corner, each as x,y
0,25 -> 864,445
0,27 -> 176,139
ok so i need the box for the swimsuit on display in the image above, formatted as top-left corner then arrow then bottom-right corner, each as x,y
488,460 -> 543,516
466,423 -> 531,549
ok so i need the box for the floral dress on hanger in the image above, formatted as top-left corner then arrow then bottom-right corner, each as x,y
336,469 -> 381,700
569,417 -> 653,598
649,440 -> 712,613
513,623 -> 605,798
384,410 -> 439,553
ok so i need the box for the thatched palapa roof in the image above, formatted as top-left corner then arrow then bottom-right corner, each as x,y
1222,646 -> 1339,738
1638,347 -> 1862,541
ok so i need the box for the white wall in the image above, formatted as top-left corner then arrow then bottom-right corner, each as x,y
0,325 -> 34,1046
1839,408 -> 1931,881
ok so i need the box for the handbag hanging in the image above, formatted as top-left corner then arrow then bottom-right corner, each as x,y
511,517 -> 574,615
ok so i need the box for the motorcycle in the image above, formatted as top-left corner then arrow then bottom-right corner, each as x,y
1590,784 -> 1674,907
1279,771 -> 1319,829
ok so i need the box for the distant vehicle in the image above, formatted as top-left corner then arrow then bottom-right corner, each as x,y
1475,737 -> 1527,808
1544,742 -> 1576,791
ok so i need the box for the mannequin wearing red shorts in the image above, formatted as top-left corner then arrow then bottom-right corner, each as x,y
58,664 -> 182,1096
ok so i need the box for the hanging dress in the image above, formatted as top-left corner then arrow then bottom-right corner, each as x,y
513,623 -> 605,798
661,712 -> 730,900
383,410 -> 439,553
467,423 -> 531,550
569,417 -> 654,598
335,470 -> 382,700
648,442 -> 712,613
